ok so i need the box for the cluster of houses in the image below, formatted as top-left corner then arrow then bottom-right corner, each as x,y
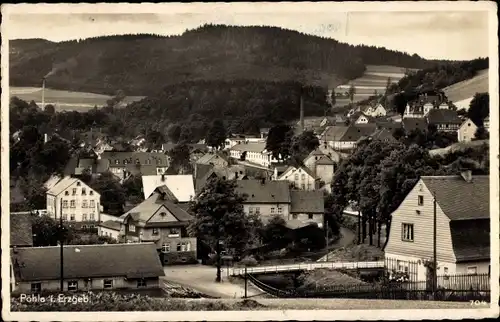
9,89 -> 491,295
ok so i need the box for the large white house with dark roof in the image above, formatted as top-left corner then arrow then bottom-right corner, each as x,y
46,176 -> 101,230
141,174 -> 195,202
384,172 -> 490,282
229,142 -> 278,167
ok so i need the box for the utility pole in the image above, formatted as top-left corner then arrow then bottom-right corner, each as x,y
325,219 -> 329,262
433,189 -> 438,299
59,198 -> 64,291
244,266 -> 248,299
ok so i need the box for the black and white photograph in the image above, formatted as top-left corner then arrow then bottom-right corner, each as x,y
1,2 -> 498,321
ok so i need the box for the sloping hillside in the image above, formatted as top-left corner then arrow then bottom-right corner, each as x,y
10,24 -> 436,96
442,69 -> 489,111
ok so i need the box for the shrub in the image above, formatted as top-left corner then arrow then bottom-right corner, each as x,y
239,255 -> 259,267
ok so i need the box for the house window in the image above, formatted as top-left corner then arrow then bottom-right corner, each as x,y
249,207 -> 254,214
255,207 -> 260,214
103,279 -> 113,289
72,188 -> 77,196
82,225 -> 88,229
70,214 -> 75,221
89,191 -> 94,196
162,243 -> 170,253
124,159 -> 128,165
76,181 -> 81,186
301,174 -> 305,180
31,282 -> 41,293
418,195 -> 424,206
177,243 -> 182,252
301,184 -> 306,190
401,223 -> 414,242
294,174 -> 299,180
62,214 -> 68,221
152,228 -> 159,235
67,281 -> 78,291
129,224 -> 136,232
90,200 -> 95,208
82,188 -> 86,195
307,183 -> 312,190
443,267 -> 449,275
467,266 -> 478,275
271,207 -> 275,214
278,207 -> 283,214
82,200 -> 88,208
292,214 -> 298,219
308,214 -> 313,220
65,191 -> 69,196
90,213 -> 95,221
63,200 -> 68,208
82,214 -> 88,221
137,279 -> 147,288
70,200 -> 75,208
169,228 -> 180,237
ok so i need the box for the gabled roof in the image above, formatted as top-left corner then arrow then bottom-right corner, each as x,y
100,220 -> 121,231
142,174 -> 195,202
290,190 -> 324,214
161,143 -> 208,153
100,151 -> 169,167
46,177 -> 78,196
402,118 -> 428,132
426,109 -> 462,125
279,166 -> 316,180
236,180 -> 291,204
154,185 -> 179,203
421,175 -> 489,220
459,118 -> 479,129
11,243 -> 165,282
320,125 -> 350,141
230,142 -> 268,153
338,125 -> 377,142
10,213 -> 33,247
449,219 -> 490,262
122,191 -> 193,225
369,128 -> 397,142
196,151 -> 230,165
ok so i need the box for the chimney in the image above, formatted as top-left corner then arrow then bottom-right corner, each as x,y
460,170 -> 473,183
41,78 -> 46,110
300,94 -> 305,131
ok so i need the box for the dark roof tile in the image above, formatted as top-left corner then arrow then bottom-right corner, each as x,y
236,180 -> 290,203
290,190 -> 324,213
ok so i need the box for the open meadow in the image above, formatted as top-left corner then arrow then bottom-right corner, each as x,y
442,69 -> 489,110
10,86 -> 145,112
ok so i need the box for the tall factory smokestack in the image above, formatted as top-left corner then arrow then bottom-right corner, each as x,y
42,78 -> 46,110
300,93 -> 305,132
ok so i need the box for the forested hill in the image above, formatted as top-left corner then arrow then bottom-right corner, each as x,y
11,24 -> 440,96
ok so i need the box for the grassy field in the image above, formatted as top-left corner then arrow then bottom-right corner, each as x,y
10,86 -> 145,112
442,69 -> 489,110
333,65 -> 417,106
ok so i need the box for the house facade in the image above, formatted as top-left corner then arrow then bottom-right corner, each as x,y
99,220 -> 121,240
320,125 -> 377,152
236,180 -> 291,223
46,177 -> 102,229
289,190 -> 325,229
120,186 -> 197,265
141,174 -> 195,202
426,109 -> 462,133
384,173 -> 490,282
99,151 -> 170,180
458,118 -> 479,142
224,136 -> 266,150
365,103 -> 387,117
10,243 -> 165,294
276,166 -> 317,191
229,142 -> 275,167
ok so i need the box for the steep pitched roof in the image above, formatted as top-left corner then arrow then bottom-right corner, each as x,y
338,125 -> 377,142
320,125 -> 350,141
154,185 -> 179,203
99,220 -> 121,231
426,109 -> 462,125
369,128 -> 397,142
421,175 -> 489,220
10,213 -> 33,247
280,166 -> 316,180
402,118 -> 428,132
449,219 -> 490,262
100,151 -> 169,168
236,180 -> 291,204
290,190 -> 324,213
196,151 -> 229,165
142,175 -> 195,201
315,155 -> 335,165
230,142 -> 268,153
46,177 -> 79,196
11,243 -> 165,282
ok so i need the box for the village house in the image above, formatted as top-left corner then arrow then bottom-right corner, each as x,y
288,190 -> 325,229
236,179 -> 291,223
402,118 -> 428,133
360,128 -> 398,143
99,151 -> 170,181
141,174 -> 195,202
303,149 -> 338,193
194,163 -> 247,193
62,154 -> 109,177
196,151 -> 230,168
45,177 -> 102,230
119,186 -> 197,265
98,220 -> 121,240
363,102 -> 387,117
161,143 -> 208,162
224,135 -> 266,150
10,243 -> 165,294
457,118 -> 479,142
426,109 -> 462,133
319,124 -> 377,152
274,165 -> 318,191
351,111 -> 376,125
229,142 -> 276,167
384,172 -> 490,282
10,213 -> 34,248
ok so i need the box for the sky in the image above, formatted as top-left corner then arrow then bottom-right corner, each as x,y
3,3 -> 492,60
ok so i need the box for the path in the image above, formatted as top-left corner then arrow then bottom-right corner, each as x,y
162,265 -> 263,299
317,227 -> 356,262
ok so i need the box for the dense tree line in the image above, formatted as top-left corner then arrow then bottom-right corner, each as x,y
11,24 -> 440,96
